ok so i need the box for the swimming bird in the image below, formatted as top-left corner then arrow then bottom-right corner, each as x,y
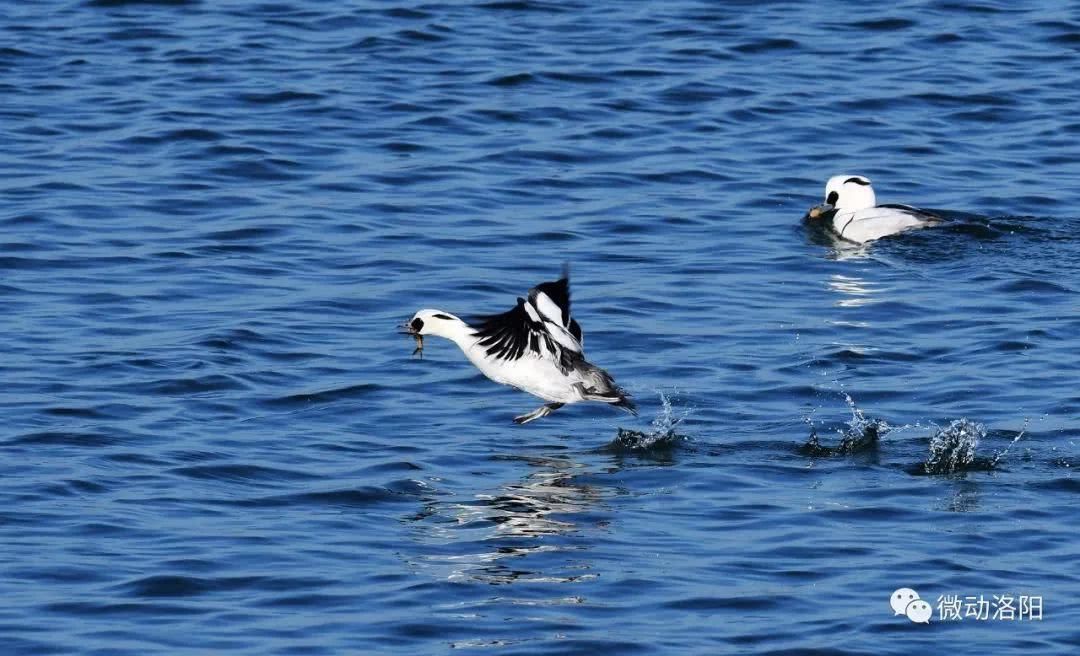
404,269 -> 636,424
805,175 -> 941,244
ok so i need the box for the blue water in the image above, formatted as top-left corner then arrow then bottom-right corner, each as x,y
2,1 -> 1078,653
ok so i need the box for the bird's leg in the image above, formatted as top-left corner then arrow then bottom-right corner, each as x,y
513,402 -> 564,425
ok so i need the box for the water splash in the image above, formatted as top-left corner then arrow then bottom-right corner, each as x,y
990,419 -> 1028,468
652,390 -> 689,436
841,393 -> 892,438
800,393 -> 887,456
605,390 -> 690,453
800,423 -> 881,457
923,419 -> 984,475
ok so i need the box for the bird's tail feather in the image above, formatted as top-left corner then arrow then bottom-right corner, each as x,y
578,364 -> 635,415
613,390 -> 637,416
583,387 -> 637,416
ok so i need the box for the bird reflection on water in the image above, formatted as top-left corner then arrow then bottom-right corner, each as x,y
827,273 -> 883,310
407,453 -> 607,585
406,395 -> 689,585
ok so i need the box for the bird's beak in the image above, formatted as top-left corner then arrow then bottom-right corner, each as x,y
400,322 -> 423,358
805,202 -> 835,221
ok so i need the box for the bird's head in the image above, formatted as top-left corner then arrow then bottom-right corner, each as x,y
806,174 -> 877,220
402,309 -> 461,357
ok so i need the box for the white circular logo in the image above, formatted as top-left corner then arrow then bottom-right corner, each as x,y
891,588 -> 920,616
905,598 -> 933,624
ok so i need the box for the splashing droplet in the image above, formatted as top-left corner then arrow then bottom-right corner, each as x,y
842,392 -> 891,438
800,393 -> 886,456
924,419 -> 983,474
606,390 -> 689,453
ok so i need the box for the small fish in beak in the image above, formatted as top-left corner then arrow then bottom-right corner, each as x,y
805,203 -> 835,221
400,320 -> 425,358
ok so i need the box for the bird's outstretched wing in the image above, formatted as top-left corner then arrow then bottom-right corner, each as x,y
472,270 -> 584,371
527,270 -> 583,348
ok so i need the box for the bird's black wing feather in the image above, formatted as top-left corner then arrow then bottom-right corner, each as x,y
527,268 -> 585,347
473,293 -> 579,372
878,203 -> 943,221
529,275 -> 571,327
473,298 -> 532,362
568,318 -> 582,343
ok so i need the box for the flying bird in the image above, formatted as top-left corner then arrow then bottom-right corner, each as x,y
404,268 -> 635,424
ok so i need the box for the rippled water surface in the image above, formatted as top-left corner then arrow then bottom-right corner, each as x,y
3,1 -> 1079,653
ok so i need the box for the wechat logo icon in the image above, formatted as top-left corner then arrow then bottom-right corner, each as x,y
891,588 -> 931,624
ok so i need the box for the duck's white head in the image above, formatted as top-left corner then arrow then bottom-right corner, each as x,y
404,309 -> 466,356
807,174 -> 876,219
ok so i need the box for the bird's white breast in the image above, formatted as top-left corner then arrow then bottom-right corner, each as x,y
460,340 -> 584,403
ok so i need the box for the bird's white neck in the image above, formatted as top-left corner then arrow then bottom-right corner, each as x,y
427,316 -> 479,351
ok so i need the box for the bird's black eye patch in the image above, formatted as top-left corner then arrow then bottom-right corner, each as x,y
410,317 -> 424,331
844,177 -> 870,185
433,313 -> 453,320
826,191 -> 839,205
